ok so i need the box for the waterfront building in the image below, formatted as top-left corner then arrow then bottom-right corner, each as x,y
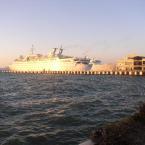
116,55 -> 145,71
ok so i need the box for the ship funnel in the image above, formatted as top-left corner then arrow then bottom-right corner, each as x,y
52,48 -> 57,56
58,48 -> 63,55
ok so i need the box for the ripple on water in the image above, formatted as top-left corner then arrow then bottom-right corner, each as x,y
0,74 -> 145,145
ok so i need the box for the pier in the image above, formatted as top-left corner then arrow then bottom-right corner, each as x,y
1,70 -> 145,76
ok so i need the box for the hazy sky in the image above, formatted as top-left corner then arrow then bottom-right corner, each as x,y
0,0 -> 145,67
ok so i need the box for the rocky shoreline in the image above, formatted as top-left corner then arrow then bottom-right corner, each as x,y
81,103 -> 145,145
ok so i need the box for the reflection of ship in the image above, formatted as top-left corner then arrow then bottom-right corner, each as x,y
9,47 -> 93,72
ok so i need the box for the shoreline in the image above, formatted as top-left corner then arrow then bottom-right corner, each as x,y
81,103 -> 145,145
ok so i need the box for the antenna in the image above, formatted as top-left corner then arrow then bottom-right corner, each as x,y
31,44 -> 34,55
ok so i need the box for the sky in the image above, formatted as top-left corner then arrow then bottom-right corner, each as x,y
0,0 -> 145,67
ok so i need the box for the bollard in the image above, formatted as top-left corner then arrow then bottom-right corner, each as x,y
119,71 -> 122,75
129,71 -> 132,75
115,71 -> 118,75
139,71 -> 143,76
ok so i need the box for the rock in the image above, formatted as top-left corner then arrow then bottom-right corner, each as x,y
79,139 -> 94,145
86,103 -> 145,145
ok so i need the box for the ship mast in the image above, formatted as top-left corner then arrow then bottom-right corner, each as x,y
31,44 -> 34,55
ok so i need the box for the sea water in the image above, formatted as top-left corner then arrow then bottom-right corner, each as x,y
0,73 -> 145,145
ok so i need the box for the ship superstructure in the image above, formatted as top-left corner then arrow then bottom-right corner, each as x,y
9,47 -> 93,72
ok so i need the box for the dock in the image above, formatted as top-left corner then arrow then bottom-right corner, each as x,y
0,70 -> 145,76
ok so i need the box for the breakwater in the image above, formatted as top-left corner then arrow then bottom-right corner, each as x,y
1,70 -> 145,76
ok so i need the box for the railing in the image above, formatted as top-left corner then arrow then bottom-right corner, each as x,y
1,70 -> 145,76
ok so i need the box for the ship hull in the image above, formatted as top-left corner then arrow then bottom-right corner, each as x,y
9,60 -> 92,72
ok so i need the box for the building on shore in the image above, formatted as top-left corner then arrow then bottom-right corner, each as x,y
116,55 -> 145,71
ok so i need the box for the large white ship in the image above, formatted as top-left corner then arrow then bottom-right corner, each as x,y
9,47 -> 93,72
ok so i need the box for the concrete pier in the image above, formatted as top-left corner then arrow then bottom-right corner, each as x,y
0,70 -> 145,76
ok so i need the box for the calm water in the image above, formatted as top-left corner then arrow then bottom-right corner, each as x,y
0,73 -> 145,145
